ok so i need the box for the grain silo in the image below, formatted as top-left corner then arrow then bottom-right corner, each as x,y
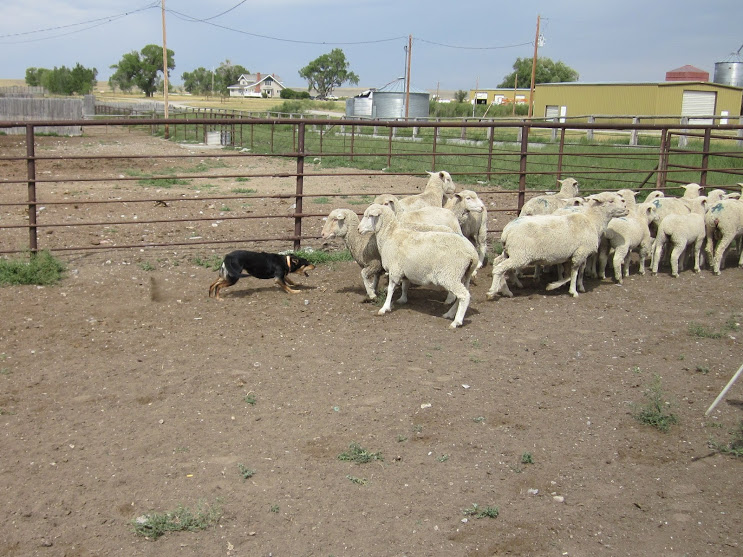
713,44 -> 743,88
345,78 -> 430,119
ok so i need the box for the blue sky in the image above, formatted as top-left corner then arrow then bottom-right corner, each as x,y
1,0 -> 741,91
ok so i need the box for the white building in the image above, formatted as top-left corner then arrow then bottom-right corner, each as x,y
228,73 -> 285,98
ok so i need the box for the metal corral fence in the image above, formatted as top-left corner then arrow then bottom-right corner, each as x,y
1,115 -> 742,257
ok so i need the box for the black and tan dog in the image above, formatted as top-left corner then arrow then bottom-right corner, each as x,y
208,250 -> 315,300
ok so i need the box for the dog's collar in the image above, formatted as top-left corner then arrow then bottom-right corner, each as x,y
286,255 -> 291,269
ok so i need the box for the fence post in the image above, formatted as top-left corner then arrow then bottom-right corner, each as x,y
657,129 -> 669,190
294,122 -> 305,251
700,127 -> 711,188
461,118 -> 466,140
630,117 -> 639,146
486,125 -> 494,183
26,125 -> 38,253
586,116 -> 595,142
557,128 -> 566,180
551,119 -> 558,142
432,126 -> 438,171
679,116 -> 689,148
350,124 -> 355,162
738,116 -> 743,148
517,123 -> 530,212
387,127 -> 393,169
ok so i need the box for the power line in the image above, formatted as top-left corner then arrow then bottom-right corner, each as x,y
0,2 -> 159,42
415,37 -> 534,50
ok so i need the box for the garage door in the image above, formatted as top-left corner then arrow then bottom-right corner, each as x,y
681,91 -> 716,125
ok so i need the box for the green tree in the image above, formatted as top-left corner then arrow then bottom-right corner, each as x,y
213,60 -> 249,96
298,48 -> 359,99
454,90 -> 468,103
25,64 -> 97,95
110,44 -> 175,97
497,57 -> 579,88
181,67 -> 214,95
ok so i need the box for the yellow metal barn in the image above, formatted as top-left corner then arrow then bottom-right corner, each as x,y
531,82 -> 743,124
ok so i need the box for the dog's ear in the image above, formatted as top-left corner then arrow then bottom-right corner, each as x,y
290,256 -> 299,267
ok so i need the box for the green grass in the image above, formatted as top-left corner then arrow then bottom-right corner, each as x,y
709,421 -> 743,457
231,187 -> 257,194
521,452 -> 534,465
688,314 -> 740,339
243,393 -> 257,405
192,254 -> 223,271
462,503 -> 499,519
295,249 -> 353,265
0,251 -> 65,285
238,463 -> 255,480
631,374 -> 679,433
337,442 -> 383,464
132,501 -> 222,540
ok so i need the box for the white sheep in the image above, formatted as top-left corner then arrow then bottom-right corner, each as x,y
704,198 -> 743,275
396,170 -> 456,211
681,183 -> 703,199
373,194 -> 462,234
519,177 -> 580,216
598,201 -> 658,284
444,190 -> 488,269
651,197 -> 708,277
487,192 -> 628,299
321,208 -> 384,301
357,204 -> 479,329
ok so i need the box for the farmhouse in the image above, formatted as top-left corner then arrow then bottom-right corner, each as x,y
228,73 -> 285,98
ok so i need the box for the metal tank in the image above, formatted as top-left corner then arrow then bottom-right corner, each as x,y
345,90 -> 373,117
372,78 -> 430,119
713,61 -> 743,88
714,43 -> 743,87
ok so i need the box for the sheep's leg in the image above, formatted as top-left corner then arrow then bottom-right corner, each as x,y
545,262 -> 572,292
486,259 -> 517,299
378,278 -> 398,315
443,285 -> 470,328
576,261 -> 587,293
360,267 -> 378,300
612,243 -> 629,284
651,236 -> 665,275
397,278 -> 410,304
693,238 -> 704,272
670,243 -> 685,277
597,239 -> 610,279
712,234 -> 736,275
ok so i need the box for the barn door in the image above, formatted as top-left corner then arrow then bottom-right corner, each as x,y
681,91 -> 716,125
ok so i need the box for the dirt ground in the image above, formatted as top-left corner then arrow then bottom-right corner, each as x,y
1,129 -> 742,557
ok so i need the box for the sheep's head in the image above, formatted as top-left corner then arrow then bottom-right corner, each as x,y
427,170 -> 455,195
586,192 -> 628,218
374,194 -> 400,213
644,190 -> 665,203
321,209 -> 349,239
616,189 -> 637,207
681,182 -> 703,198
358,204 -> 392,234
453,190 -> 485,213
557,177 -> 579,197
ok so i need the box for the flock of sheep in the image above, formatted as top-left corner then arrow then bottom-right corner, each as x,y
321,171 -> 743,328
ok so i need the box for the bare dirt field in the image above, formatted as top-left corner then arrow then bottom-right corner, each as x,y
1,129 -> 742,557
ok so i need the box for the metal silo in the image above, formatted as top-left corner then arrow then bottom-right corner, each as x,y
713,44 -> 743,87
372,78 -> 429,119
345,90 -> 374,117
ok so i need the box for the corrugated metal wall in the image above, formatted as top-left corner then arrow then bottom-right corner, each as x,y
0,98 -> 83,135
532,82 -> 742,124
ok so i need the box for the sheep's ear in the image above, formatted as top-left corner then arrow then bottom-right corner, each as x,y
439,171 -> 446,180
426,171 -> 435,177
336,213 -> 345,222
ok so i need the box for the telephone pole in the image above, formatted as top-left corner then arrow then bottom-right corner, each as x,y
528,14 -> 540,118
161,0 -> 169,139
405,35 -> 412,119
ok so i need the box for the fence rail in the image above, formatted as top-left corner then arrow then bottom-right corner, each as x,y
1,116 -> 742,257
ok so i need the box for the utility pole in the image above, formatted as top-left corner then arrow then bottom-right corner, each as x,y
528,13 -> 540,119
405,34 -> 412,120
161,0 -> 169,139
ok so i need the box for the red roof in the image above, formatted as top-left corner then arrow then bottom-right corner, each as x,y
665,65 -> 709,82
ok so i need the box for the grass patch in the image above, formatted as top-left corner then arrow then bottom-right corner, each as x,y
709,421 -> 743,457
0,251 -> 65,286
294,249 -> 353,265
346,475 -> 367,485
132,500 -> 222,540
231,187 -> 257,194
243,392 -> 257,405
521,452 -> 534,465
238,463 -> 255,480
631,374 -> 679,433
312,196 -> 331,204
462,503 -> 499,519
337,442 -> 383,464
192,254 -> 223,271
689,315 -> 740,339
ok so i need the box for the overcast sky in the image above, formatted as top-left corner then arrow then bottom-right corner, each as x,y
1,0 -> 741,92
